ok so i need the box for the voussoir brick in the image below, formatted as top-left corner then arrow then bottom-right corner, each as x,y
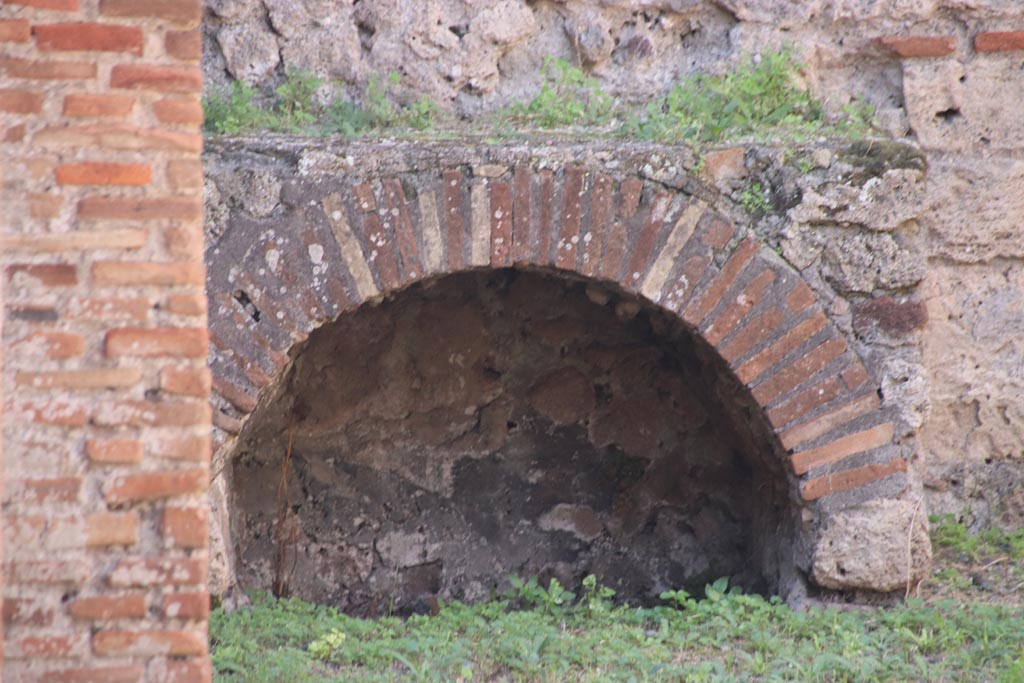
751,337 -> 848,406
801,457 -> 907,501
780,391 -> 882,451
790,422 -> 895,475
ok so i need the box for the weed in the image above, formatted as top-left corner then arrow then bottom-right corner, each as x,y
739,182 -> 771,214
272,68 -> 322,132
930,514 -> 1024,561
203,81 -> 269,135
503,57 -> 614,128
625,47 -> 873,144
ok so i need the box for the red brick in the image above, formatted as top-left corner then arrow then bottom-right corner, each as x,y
93,261 -> 204,287
624,190 -> 673,286
105,469 -> 206,505
381,178 -> 424,278
359,210 -> 401,290
877,35 -> 956,58
34,124 -> 201,152
153,97 -> 203,125
0,57 -> 95,80
703,267 -> 777,346
0,88 -> 44,114
766,376 -> 843,429
581,174 -> 612,277
719,307 -> 785,363
162,591 -> 209,620
167,159 -> 202,190
536,169 -> 555,266
781,392 -> 882,451
162,507 -> 207,549
975,31 -> 1024,52
78,196 -> 202,221
801,457 -> 907,501
7,263 -> 77,287
8,634 -> 88,659
791,422 -> 894,475
0,19 -> 31,43
153,659 -> 212,683
2,230 -> 148,253
15,400 -> 89,427
161,366 -> 211,397
702,216 -> 734,250
441,170 -> 467,269
3,597 -> 56,626
63,92 -> 134,118
93,629 -> 206,657
212,377 -> 257,412
555,167 -> 585,270
105,327 -> 207,358
86,438 -> 143,465
108,557 -> 205,587
92,399 -> 211,428
752,337 -> 848,405
7,0 -> 80,10
841,364 -> 869,390
736,311 -> 828,384
100,0 -> 202,26
68,594 -> 145,620
9,331 -> 85,359
785,282 -> 816,315
39,665 -> 144,683
165,30 -> 202,60
683,237 -> 760,326
166,292 -> 207,316
111,64 -> 202,93
86,511 -> 138,547
56,162 -> 151,187
4,476 -> 81,505
510,167 -> 533,264
34,23 -> 143,55
153,434 -> 210,462
67,296 -> 151,322
490,179 -> 514,267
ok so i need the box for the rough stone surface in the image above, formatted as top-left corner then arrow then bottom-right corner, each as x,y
812,498 -> 932,593
227,271 -> 795,613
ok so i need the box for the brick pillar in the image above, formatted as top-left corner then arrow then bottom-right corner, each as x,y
1,1 -> 210,681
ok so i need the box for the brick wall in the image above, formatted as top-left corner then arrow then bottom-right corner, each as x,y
1,1 -> 211,681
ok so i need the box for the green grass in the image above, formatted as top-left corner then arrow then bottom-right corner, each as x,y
930,514 -> 1024,563
211,573 -> 1024,683
203,49 -> 875,146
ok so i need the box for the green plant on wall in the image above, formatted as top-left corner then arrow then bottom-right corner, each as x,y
503,57 -> 614,128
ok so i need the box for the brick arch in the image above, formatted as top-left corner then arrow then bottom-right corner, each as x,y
206,161 -> 906,508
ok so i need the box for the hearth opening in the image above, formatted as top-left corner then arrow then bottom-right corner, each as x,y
226,268 -> 800,615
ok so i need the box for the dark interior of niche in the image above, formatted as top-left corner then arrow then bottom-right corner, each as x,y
227,268 -> 796,617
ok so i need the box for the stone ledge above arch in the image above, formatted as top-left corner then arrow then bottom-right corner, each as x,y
203,137 -> 930,595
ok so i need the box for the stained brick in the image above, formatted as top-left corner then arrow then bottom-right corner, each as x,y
212,376 -> 257,412
17,400 -> 89,427
166,292 -> 207,316
108,557 -> 205,587
56,162 -> 151,186
86,438 -> 143,465
165,30 -> 202,60
78,196 -> 202,221
93,261 -> 204,286
34,23 -> 144,55
28,193 -> 64,219
718,307 -> 785,363
4,560 -> 89,585
359,210 -> 401,291
67,296 -> 150,322
86,511 -> 138,547
38,665 -> 144,683
841,364 -> 869,390
801,457 -> 907,501
162,591 -> 209,620
853,296 -> 928,336
154,659 -> 212,683
167,159 -> 203,190
152,434 -> 210,462
110,65 -> 202,93
93,629 -> 206,657
510,166 -> 532,263
8,0 -> 80,8
785,281 -> 816,315
3,597 -> 56,626
0,57 -> 96,80
624,191 -> 673,287
581,174 -> 612,277
105,327 -> 207,358
7,263 -> 77,287
442,170 -> 467,270
4,477 -> 81,505
8,633 -> 89,659
34,124 -> 201,152
68,594 -> 145,619
100,0 -> 203,26
162,507 -> 207,549
0,88 -> 45,114
0,19 -> 31,43
153,98 -> 203,125
536,170 -> 556,265
161,366 -> 211,397
556,167 -> 585,270
16,368 -> 142,390
2,230 -> 148,253
63,92 -> 134,118
381,179 -> 424,279
104,469 -> 206,504
9,331 -> 85,359
877,35 -> 956,58
490,179 -> 513,267
92,400 -> 211,428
